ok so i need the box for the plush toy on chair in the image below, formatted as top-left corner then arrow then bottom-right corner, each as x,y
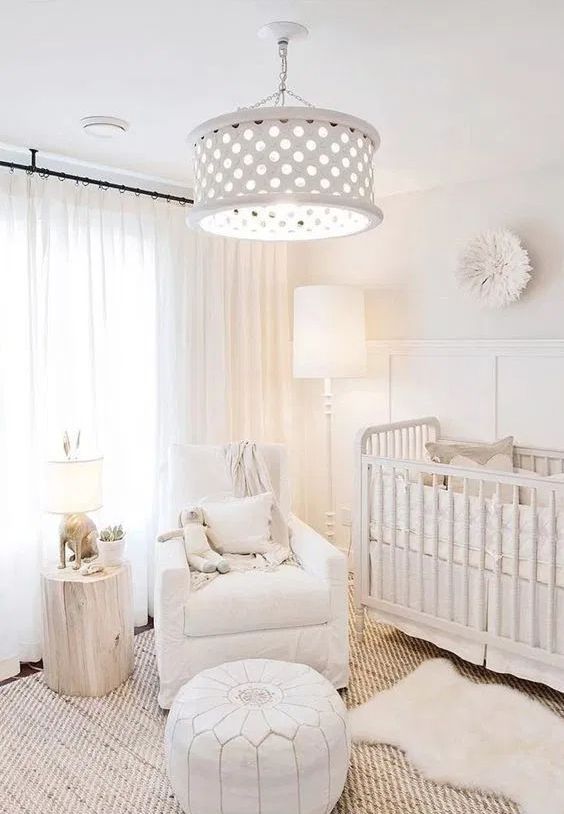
158,507 -> 230,574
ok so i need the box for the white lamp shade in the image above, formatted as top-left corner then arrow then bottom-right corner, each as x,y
293,285 -> 367,378
45,458 -> 103,514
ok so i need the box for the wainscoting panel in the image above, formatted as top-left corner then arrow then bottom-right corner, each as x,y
389,353 -> 494,441
497,355 -> 564,449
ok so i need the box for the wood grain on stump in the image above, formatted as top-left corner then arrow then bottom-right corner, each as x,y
41,562 -> 134,697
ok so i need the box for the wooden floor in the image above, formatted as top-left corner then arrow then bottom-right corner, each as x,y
0,617 -> 154,687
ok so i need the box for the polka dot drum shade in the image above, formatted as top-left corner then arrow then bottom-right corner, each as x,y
186,107 -> 383,241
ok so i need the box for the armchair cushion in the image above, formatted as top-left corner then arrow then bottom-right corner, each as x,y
183,565 -> 330,637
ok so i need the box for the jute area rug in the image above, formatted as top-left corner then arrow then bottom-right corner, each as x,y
1,586 -> 563,814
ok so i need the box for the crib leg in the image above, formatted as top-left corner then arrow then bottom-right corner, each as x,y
354,607 -> 366,640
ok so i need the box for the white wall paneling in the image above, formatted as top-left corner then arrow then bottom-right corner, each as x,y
296,339 -> 564,551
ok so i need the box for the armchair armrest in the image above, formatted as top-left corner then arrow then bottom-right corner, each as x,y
290,514 -> 349,688
154,536 -> 191,633
289,514 -> 347,587
153,536 -> 192,708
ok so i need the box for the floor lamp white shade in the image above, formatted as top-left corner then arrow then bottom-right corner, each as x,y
293,286 -> 367,379
293,285 -> 367,541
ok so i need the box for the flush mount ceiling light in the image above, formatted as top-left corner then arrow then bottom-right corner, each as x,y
186,21 -> 383,241
81,116 -> 129,138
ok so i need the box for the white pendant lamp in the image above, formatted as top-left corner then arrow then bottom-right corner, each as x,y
186,21 -> 383,242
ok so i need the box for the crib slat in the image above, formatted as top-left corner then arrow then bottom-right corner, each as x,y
447,484 -> 455,621
462,478 -> 470,627
478,480 -> 487,631
377,465 -> 384,600
432,474 -> 439,617
547,489 -> 557,653
512,485 -> 520,641
404,467 -> 411,606
418,472 -> 424,612
360,461 -> 371,601
390,466 -> 397,603
493,482 -> 503,637
529,488 -> 538,647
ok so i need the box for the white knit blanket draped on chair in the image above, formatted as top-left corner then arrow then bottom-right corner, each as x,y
224,440 -> 290,561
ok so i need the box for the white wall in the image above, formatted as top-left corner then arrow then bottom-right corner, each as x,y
289,164 -> 564,547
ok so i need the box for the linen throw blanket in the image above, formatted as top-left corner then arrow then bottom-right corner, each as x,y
191,441 -> 293,590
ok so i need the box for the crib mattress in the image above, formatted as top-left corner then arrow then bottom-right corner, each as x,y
369,475 -> 564,586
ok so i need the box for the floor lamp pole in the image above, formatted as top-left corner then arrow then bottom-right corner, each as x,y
323,377 -> 335,541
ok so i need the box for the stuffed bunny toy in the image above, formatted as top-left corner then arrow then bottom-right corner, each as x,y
158,507 -> 230,574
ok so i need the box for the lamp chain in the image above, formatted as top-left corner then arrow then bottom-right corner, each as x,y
240,36 -> 314,110
278,39 -> 288,105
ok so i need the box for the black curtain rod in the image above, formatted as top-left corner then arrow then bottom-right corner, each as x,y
0,148 -> 194,206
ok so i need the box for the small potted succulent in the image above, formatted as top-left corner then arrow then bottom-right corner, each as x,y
98,524 -> 126,566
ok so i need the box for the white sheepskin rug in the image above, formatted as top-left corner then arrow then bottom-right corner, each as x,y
349,659 -> 564,814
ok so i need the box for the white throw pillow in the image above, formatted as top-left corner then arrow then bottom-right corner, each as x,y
201,492 -> 274,555
426,437 -> 514,499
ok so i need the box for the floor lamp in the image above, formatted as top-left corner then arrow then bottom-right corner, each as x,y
293,285 -> 367,542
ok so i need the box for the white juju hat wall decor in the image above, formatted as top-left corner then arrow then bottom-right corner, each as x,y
186,21 -> 383,241
456,229 -> 532,309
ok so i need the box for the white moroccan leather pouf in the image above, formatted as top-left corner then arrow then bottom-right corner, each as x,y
164,658 -> 350,814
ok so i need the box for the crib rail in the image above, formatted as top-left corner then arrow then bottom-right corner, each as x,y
355,449 -> 564,673
514,445 -> 564,476
356,417 -> 440,461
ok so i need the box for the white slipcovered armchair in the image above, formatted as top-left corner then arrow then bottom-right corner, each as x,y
154,443 -> 349,708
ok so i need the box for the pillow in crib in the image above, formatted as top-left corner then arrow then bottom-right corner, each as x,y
201,492 -> 274,555
425,436 -> 514,498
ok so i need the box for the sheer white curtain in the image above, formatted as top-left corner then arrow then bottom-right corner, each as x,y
0,172 -> 290,679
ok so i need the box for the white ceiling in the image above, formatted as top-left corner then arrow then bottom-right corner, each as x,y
2,0 -> 564,197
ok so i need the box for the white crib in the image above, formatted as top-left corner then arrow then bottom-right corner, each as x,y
353,417 -> 564,692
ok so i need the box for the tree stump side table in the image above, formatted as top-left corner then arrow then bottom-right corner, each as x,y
41,561 -> 134,697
